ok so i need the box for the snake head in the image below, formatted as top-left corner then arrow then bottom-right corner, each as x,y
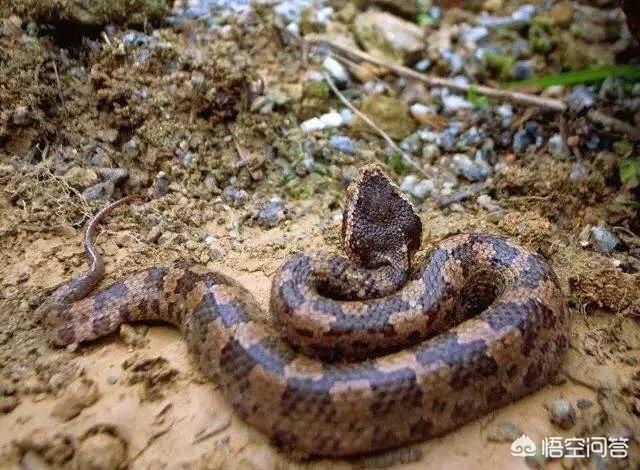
342,164 -> 422,270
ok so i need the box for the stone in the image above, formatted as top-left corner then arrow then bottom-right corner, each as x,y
548,134 -> 570,158
487,421 -> 522,442
51,378 -> 100,421
64,167 -> 99,189
11,105 -> 30,126
550,2 -> 574,26
329,135 -> 356,154
351,95 -> 416,140
442,95 -> 473,113
82,181 -> 115,200
75,433 -> 127,470
256,199 -> 288,228
322,56 -> 350,85
97,167 -> 129,184
548,399 -> 576,430
568,86 -> 596,113
590,226 -> 620,253
354,10 -> 424,65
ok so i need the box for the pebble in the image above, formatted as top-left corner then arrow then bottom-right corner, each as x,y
422,143 -> 440,161
496,104 -> 513,127
590,226 -> 620,253
97,129 -> 119,144
329,135 -> 356,155
548,134 -> 569,158
548,399 -> 576,429
439,49 -> 464,74
300,111 -> 343,132
400,175 -> 435,199
146,226 -> 163,244
487,421 -> 522,442
576,398 -> 593,409
599,77 -> 624,100
513,60 -> 534,80
75,433 -> 127,470
569,162 -> 588,183
97,167 -> 129,184
414,59 -> 431,72
452,153 -> 490,182
63,166 -> 99,189
51,378 -> 100,421
12,105 -> 30,126
567,86 -> 596,113
222,186 -> 248,207
322,56 -> 350,85
442,95 -> 472,112
460,25 -> 488,44
409,103 -> 435,121
82,181 -> 115,200
256,198 -> 288,228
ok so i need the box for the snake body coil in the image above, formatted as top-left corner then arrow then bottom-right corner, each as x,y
38,165 -> 569,456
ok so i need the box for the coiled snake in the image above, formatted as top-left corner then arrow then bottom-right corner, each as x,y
37,165 -> 569,456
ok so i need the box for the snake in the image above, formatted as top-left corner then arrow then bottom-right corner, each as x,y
36,164 -> 569,457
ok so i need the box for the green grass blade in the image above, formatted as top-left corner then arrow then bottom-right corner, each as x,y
506,66 -> 640,89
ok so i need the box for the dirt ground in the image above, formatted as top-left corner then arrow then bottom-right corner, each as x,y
1,1 -> 640,468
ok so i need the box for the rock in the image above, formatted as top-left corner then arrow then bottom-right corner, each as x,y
487,421 -> 522,442
442,95 -> 473,113
497,104 -> 513,127
568,86 -> 596,113
550,2 -> 574,26
119,324 -> 146,348
569,163 -> 588,183
452,153 -> 491,182
599,77 -> 624,100
97,167 -> 129,184
353,10 -> 424,65
548,134 -> 569,159
322,56 -> 350,86
422,143 -> 440,162
590,226 -> 620,253
329,135 -> 356,155
64,167 -> 99,189
51,378 -> 100,421
513,61 -> 534,80
414,59 -> 431,72
75,433 -> 127,470
97,129 -> 119,144
410,103 -> 438,123
145,226 -> 162,244
351,95 -> 416,140
400,175 -> 435,199
460,25 -> 488,44
300,111 -> 344,133
12,105 -> 30,126
548,399 -> 576,430
222,186 -> 248,207
82,181 -> 115,201
513,129 -> 532,154
0,395 -> 19,414
256,199 -> 288,228
439,49 -> 464,74
576,398 -> 593,409
123,137 -> 141,158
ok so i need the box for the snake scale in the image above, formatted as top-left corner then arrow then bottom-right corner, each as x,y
37,165 -> 569,456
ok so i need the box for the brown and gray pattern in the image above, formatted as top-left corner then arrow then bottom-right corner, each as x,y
37,165 -> 569,457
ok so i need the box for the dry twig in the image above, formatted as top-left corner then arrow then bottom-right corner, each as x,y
322,72 -> 428,178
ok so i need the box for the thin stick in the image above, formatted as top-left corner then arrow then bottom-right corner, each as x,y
322,72 -> 428,178
51,60 -> 67,118
308,37 -> 640,142
310,37 -> 566,111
